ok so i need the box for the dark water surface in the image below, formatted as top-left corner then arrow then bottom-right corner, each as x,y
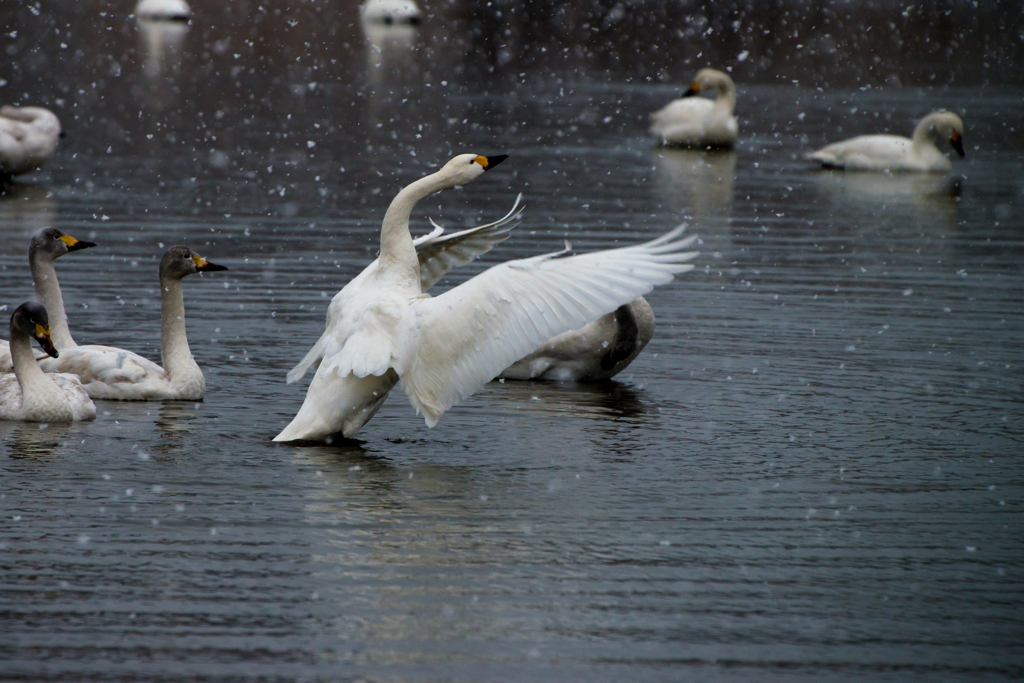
2,1 -> 1023,681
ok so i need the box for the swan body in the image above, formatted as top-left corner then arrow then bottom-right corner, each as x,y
360,0 -> 422,25
135,0 -> 191,20
0,106 -> 62,178
0,302 -> 95,422
275,154 -> 698,442
0,228 -> 96,372
38,246 -> 227,400
499,297 -> 655,382
651,69 -> 738,149
809,111 -> 965,172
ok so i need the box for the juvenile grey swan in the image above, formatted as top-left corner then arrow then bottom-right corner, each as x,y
0,227 -> 96,372
0,302 -> 95,422
39,246 -> 227,400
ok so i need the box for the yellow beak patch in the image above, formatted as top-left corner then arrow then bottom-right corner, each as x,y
473,155 -> 489,168
192,255 -> 209,268
59,234 -> 80,247
35,323 -> 50,339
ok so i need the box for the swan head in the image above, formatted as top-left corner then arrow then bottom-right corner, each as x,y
11,301 -> 58,358
683,68 -> 734,99
918,111 -> 965,158
160,246 -> 228,281
30,227 -> 97,261
436,153 -> 508,190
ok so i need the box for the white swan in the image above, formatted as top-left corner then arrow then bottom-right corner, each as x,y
650,69 -> 738,149
498,297 -> 655,382
0,302 -> 95,422
135,0 -> 191,21
0,106 -> 62,178
360,0 -> 422,25
0,227 -> 96,372
274,153 -> 698,442
37,246 -> 227,400
808,111 -> 965,172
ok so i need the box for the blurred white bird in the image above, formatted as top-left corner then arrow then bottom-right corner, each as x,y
135,0 -> 191,21
650,68 -> 738,149
808,111 -> 965,172
360,0 -> 422,25
0,106 -> 62,178
0,302 -> 95,422
275,154 -> 698,442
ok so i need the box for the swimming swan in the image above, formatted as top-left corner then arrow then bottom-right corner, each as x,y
38,246 -> 227,400
0,227 -> 96,372
135,0 -> 192,21
274,153 -> 698,442
650,69 -> 738,149
0,106 -> 62,178
0,302 -> 95,422
498,297 -> 655,382
808,111 -> 965,172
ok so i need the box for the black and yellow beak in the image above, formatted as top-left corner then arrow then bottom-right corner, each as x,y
59,233 -> 97,252
34,323 -> 59,358
682,82 -> 700,98
950,132 -> 965,158
474,154 -> 509,172
192,255 -> 228,272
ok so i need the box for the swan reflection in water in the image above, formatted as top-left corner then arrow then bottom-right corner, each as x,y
2,422 -> 73,459
652,148 -> 736,221
362,19 -> 419,125
155,401 -> 200,439
811,170 -> 960,230
137,17 -> 188,109
0,183 -> 57,239
485,378 -> 646,422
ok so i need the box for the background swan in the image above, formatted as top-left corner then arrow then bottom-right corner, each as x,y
0,302 -> 95,422
498,297 -> 655,382
275,153 -> 698,442
650,69 -> 738,149
38,246 -> 227,400
360,0 -> 422,25
808,111 -> 965,172
135,0 -> 191,21
0,227 -> 96,371
0,106 -> 62,179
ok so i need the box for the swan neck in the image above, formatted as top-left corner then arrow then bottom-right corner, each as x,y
912,117 -> 937,150
9,327 -> 49,396
715,81 -> 736,113
30,252 -> 75,349
379,172 -> 446,285
159,275 -> 195,379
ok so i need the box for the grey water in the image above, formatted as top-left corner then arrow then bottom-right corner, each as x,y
1,1 -> 1023,681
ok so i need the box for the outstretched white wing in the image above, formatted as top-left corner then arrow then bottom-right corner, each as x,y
396,225 -> 699,425
286,195 -> 524,384
415,193 -> 523,290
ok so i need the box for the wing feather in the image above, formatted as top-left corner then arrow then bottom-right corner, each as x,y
397,224 -> 699,425
416,193 -> 524,290
285,195 -> 524,385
